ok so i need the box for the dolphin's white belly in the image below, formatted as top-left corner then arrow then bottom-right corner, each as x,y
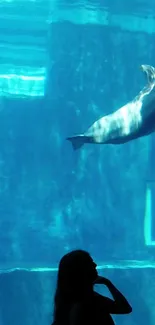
112,100 -> 143,136
87,100 -> 143,144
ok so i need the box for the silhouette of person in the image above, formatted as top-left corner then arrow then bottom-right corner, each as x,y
52,250 -> 132,325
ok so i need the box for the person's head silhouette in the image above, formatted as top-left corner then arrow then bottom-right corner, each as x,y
53,250 -> 97,325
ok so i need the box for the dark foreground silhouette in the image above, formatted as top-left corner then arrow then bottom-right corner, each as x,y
52,250 -> 132,325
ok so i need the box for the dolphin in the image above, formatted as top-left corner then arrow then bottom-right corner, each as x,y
67,64 -> 155,150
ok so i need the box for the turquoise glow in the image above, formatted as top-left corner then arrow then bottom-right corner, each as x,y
0,67 -> 46,97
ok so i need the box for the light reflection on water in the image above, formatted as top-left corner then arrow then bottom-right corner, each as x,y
50,0 -> 155,17
49,1 -> 155,35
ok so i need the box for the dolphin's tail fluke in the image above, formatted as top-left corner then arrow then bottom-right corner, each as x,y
67,134 -> 86,150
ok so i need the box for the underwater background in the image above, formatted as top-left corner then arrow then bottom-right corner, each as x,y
0,0 -> 155,324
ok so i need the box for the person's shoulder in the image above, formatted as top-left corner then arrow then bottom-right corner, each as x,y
70,303 -> 82,314
69,297 -> 97,325
69,302 -> 88,325
70,298 -> 94,317
70,301 -> 89,314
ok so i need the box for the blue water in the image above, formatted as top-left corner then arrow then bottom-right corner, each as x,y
0,0 -> 155,324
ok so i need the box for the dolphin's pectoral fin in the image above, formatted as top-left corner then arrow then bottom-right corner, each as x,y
66,134 -> 86,150
140,64 -> 155,85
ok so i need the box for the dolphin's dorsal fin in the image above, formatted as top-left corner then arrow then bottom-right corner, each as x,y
140,64 -> 155,85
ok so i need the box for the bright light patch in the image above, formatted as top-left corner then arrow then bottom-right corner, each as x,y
0,67 -> 46,98
0,0 -> 37,2
0,75 -> 44,81
144,184 -> 155,246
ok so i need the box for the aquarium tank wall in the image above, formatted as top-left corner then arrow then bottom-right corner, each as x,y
0,0 -> 155,324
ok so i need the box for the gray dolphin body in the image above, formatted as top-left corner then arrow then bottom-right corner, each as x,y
67,65 -> 155,150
